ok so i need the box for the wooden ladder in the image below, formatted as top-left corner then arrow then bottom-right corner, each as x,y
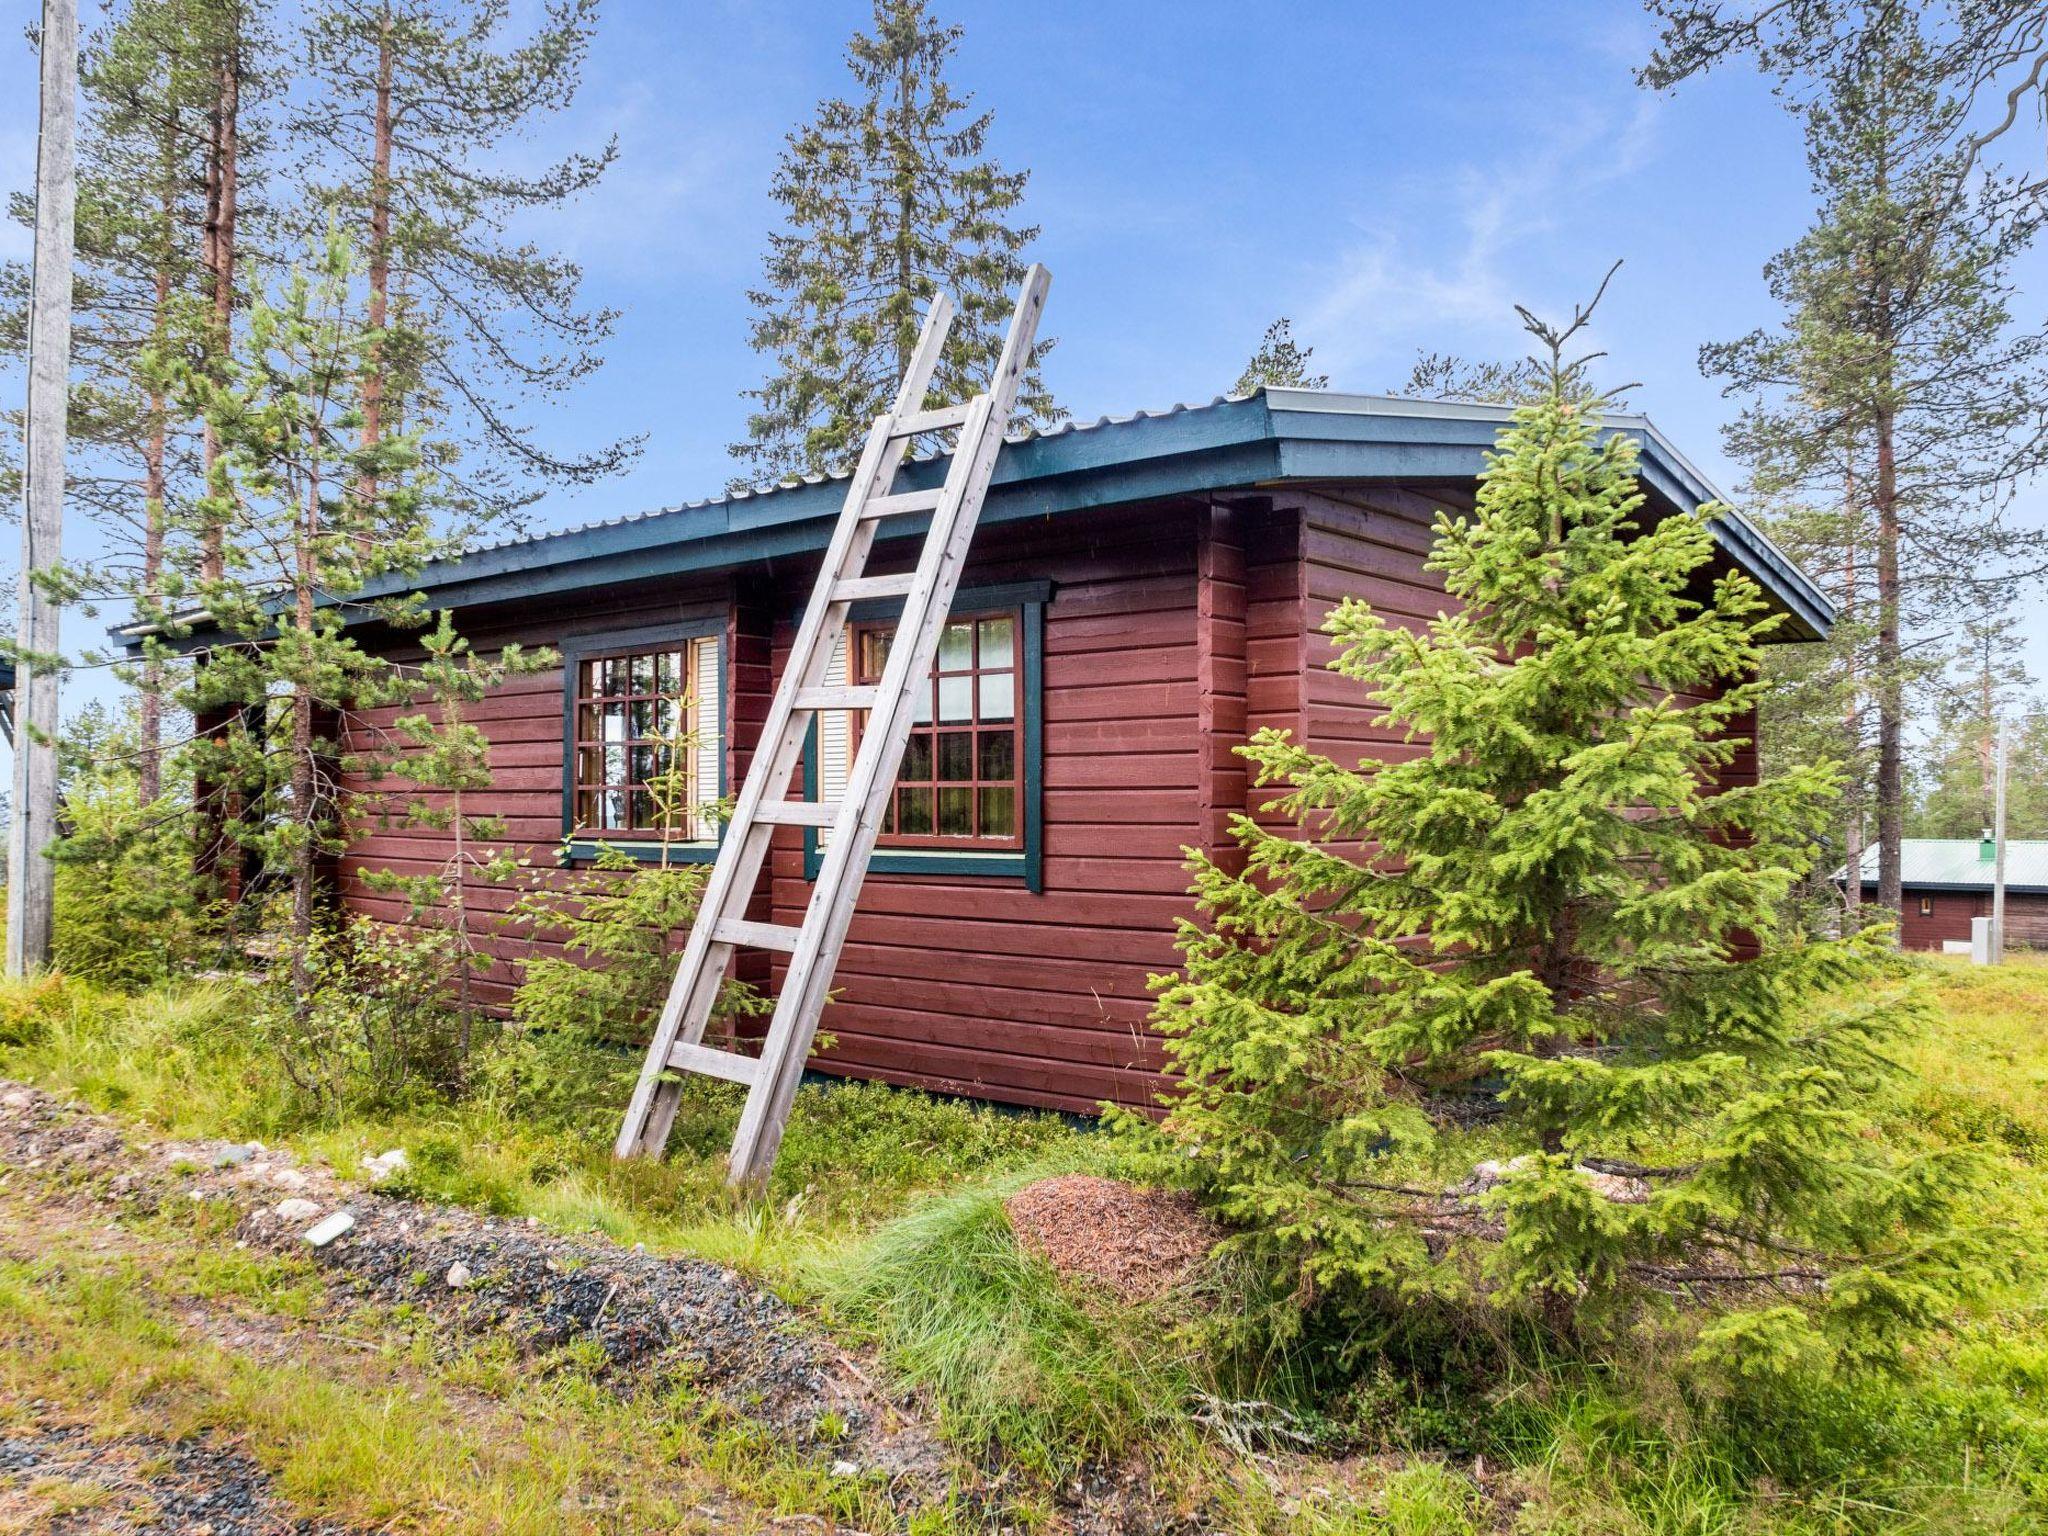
614,265 -> 1051,1189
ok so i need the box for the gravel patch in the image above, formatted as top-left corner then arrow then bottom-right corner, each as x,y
0,1419 -> 362,1534
1005,1175 -> 1222,1304
0,1082 -> 940,1485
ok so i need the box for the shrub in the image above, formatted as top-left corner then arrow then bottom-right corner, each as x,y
1113,327 -> 1996,1385
50,771 -> 207,990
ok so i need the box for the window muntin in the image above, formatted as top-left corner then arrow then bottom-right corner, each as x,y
570,641 -> 703,838
850,611 -> 1022,849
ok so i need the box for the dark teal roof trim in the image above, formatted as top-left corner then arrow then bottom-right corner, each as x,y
119,390 -> 1835,646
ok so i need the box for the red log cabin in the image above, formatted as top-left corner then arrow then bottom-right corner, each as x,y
132,390 -> 1836,1115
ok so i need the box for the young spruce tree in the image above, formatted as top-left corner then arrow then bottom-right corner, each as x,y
1119,310 -> 1990,1376
733,0 -> 1057,483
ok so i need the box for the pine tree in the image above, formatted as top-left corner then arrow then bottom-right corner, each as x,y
1398,350 -> 1548,404
1909,617 -> 2045,838
164,232 -> 426,992
732,0 -> 1056,484
1116,312 -> 1989,1373
355,610 -> 552,1077
1234,318 -> 1328,393
1,0 -> 267,800
297,0 -> 633,531
1650,4 -> 2048,922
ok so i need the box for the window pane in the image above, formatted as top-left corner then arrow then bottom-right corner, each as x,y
978,617 -> 1014,669
630,654 -> 655,692
630,698 -> 658,738
937,620 -> 972,672
979,786 -> 1016,839
936,786 -> 973,836
656,696 -> 684,738
577,660 -> 601,701
897,785 -> 934,835
858,628 -> 892,680
656,651 -> 681,694
602,703 -> 630,743
901,733 -> 932,782
630,789 -> 655,827
936,731 -> 972,781
978,670 -> 1014,722
601,658 -> 628,697
600,787 -> 627,829
630,745 -> 660,785
602,744 -> 628,784
938,673 -> 972,722
577,704 -> 602,741
911,679 -> 932,725
978,731 -> 1014,782
577,748 -> 604,790
575,789 -> 598,827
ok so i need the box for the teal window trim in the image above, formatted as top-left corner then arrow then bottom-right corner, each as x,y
801,581 -> 1049,892
558,617 -> 728,866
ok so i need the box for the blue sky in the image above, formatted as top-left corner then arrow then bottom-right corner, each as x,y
2,0 -> 2043,693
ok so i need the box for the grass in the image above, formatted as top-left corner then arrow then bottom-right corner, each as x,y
0,1211 -> 932,1534
4,956 -> 2048,1533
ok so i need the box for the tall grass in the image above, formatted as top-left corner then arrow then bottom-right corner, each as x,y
814,1182 -> 1200,1478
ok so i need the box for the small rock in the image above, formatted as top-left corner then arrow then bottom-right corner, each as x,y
304,1211 -> 355,1248
830,1459 -> 860,1478
1577,1166 -> 1650,1204
359,1148 -> 409,1185
268,1166 -> 309,1190
445,1262 -> 474,1289
212,1144 -> 253,1169
274,1197 -> 321,1222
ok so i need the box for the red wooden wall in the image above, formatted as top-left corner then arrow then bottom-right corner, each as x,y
329,480 -> 1782,1116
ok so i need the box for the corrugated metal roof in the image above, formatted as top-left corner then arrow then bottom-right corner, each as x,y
1840,838 -> 2048,894
115,388 -> 1838,646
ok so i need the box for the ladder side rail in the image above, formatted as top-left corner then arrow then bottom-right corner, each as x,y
728,263 -> 1050,1183
727,394 -> 999,1186
614,297 -> 957,1158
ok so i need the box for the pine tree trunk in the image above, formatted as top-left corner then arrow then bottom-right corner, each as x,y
1841,502 -> 1862,926
139,158 -> 177,805
289,467 -> 320,999
356,7 -> 394,551
200,21 -> 240,585
1874,400 -> 1904,919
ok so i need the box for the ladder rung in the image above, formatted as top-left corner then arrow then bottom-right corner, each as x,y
860,488 -> 945,521
833,572 -> 916,601
712,917 -> 803,953
754,800 -> 839,828
892,404 -> 970,437
666,1040 -> 761,1085
793,685 -> 878,711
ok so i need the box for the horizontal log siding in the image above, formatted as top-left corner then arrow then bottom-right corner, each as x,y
332,583 -> 735,1015
767,504 -> 1208,1114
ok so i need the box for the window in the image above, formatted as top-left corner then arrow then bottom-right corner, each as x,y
1919,894 -> 1934,917
564,632 -> 721,845
851,612 -> 1021,848
804,581 -> 1047,887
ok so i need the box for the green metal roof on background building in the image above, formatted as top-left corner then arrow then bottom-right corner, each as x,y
1839,839 -> 2048,895
116,387 -> 1837,650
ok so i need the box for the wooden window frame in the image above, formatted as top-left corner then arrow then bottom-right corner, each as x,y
848,609 -> 1025,852
801,580 -> 1049,890
1919,893 -> 1934,917
558,619 -> 726,862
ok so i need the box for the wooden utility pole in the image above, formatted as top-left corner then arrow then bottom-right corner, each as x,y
1990,721 -> 2010,964
7,0 -> 77,976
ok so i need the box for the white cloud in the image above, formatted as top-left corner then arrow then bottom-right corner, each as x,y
1298,96 -> 1663,387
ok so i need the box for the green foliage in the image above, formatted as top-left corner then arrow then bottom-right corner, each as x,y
247,916 -> 476,1116
503,845 -> 766,1051
816,1183 -> 1196,1477
355,609 -> 556,1074
1234,318 -> 1329,394
49,705 -> 208,989
733,0 -> 1058,483
1115,362 -> 1993,1379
